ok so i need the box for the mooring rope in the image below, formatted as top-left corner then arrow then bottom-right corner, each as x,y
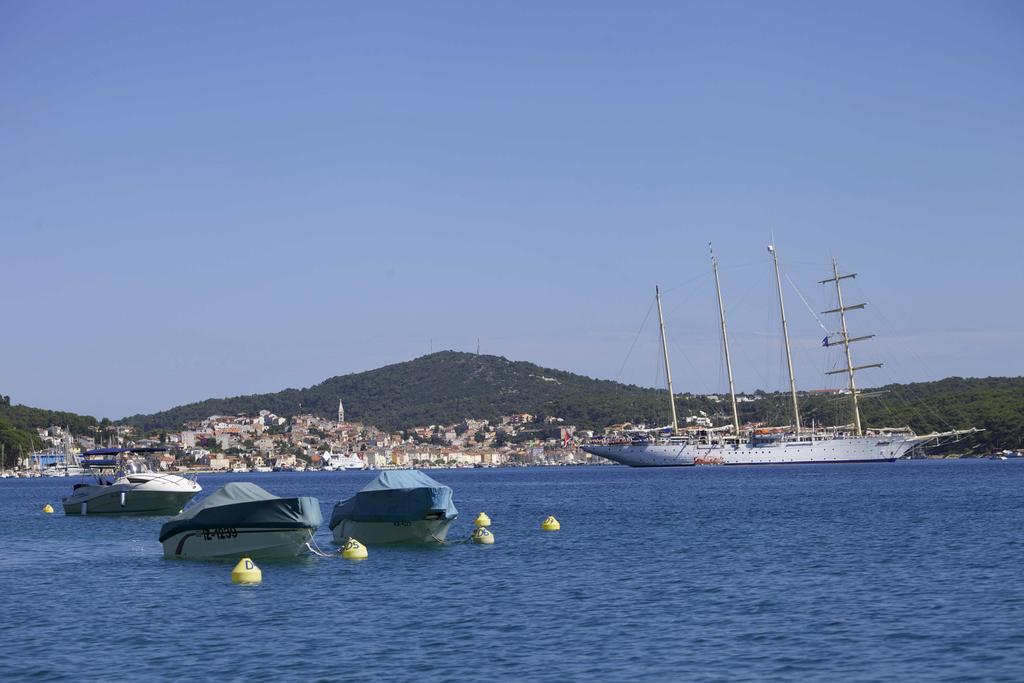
305,540 -> 337,558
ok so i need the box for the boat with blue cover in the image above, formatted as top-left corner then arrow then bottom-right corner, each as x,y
329,470 -> 458,545
159,482 -> 322,560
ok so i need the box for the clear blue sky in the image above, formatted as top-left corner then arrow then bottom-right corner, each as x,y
2,1 -> 1022,419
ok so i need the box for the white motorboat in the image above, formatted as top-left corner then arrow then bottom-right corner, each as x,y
159,482 -> 322,560
42,464 -> 89,477
321,451 -> 366,471
329,470 -> 458,545
62,448 -> 201,515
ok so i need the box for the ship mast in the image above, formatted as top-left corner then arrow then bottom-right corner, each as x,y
711,246 -> 740,436
820,258 -> 881,436
655,286 -> 679,434
768,243 -> 801,436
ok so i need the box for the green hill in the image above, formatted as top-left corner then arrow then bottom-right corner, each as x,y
114,352 -> 1023,453
121,351 -> 678,434
6,353 -> 1023,454
0,394 -> 99,463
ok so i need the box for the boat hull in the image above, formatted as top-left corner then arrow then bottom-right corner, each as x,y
582,444 -> 697,467
63,487 -> 198,515
161,527 -> 316,560
332,518 -> 456,545
584,436 -> 918,467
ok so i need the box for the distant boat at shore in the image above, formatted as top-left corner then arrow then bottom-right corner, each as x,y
321,451 -> 366,471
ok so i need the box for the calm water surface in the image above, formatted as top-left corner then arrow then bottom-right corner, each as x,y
1,461 -> 1022,681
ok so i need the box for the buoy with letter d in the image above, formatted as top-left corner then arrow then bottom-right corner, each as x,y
472,527 -> 494,545
42,504 -> 54,514
541,515 -> 560,531
231,557 -> 262,584
474,512 -> 491,527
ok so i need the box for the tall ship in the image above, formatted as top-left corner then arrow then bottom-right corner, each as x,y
583,244 -> 976,467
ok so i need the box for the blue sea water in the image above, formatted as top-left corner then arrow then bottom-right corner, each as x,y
1,461 -> 1022,682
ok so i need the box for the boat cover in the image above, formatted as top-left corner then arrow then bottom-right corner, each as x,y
329,470 -> 457,528
159,482 -> 322,542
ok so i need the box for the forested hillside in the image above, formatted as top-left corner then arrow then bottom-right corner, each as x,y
5,355 -> 1021,455
118,352 -> 1023,453
0,395 -> 77,463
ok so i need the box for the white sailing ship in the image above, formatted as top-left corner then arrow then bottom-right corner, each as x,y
583,244 -> 976,467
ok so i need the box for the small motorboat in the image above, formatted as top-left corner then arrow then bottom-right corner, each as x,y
62,448 -> 201,516
329,470 -> 458,545
159,482 -> 322,560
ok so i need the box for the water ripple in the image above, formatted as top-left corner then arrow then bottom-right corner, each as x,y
1,461 -> 1023,680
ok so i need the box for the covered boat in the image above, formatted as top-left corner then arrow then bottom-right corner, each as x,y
329,470 -> 458,545
159,483 -> 322,560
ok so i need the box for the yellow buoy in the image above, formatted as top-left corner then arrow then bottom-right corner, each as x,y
541,515 -> 561,531
231,557 -> 262,584
42,504 -> 54,514
472,527 -> 494,545
473,512 -> 491,527
341,537 -> 368,560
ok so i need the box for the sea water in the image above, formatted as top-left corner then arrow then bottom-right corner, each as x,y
1,461 -> 1022,681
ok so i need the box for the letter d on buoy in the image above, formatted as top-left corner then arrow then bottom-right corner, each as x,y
231,557 -> 262,584
471,527 -> 494,545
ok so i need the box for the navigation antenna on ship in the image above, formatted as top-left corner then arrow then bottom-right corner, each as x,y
820,258 -> 882,436
768,243 -> 802,437
710,244 -> 740,436
655,286 -> 679,435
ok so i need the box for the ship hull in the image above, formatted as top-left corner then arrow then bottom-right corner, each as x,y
582,444 -> 696,467
584,436 -> 917,467
331,518 -> 455,545
63,488 -> 197,515
161,527 -> 316,560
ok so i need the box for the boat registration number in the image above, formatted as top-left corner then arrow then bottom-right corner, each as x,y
201,527 -> 238,540
393,521 -> 412,527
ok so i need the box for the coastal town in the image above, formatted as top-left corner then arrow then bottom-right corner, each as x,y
15,399 -> 647,473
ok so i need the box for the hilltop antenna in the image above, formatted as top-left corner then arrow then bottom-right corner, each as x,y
477,337 -> 480,355
820,258 -> 880,436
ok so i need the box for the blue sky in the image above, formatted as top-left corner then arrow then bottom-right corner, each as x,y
2,1 -> 1022,418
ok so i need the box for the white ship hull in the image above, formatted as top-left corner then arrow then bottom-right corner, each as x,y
584,436 -> 918,467
63,487 -> 198,515
583,444 -> 697,467
63,473 -> 201,516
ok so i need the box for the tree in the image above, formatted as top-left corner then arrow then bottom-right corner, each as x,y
0,417 -> 42,468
